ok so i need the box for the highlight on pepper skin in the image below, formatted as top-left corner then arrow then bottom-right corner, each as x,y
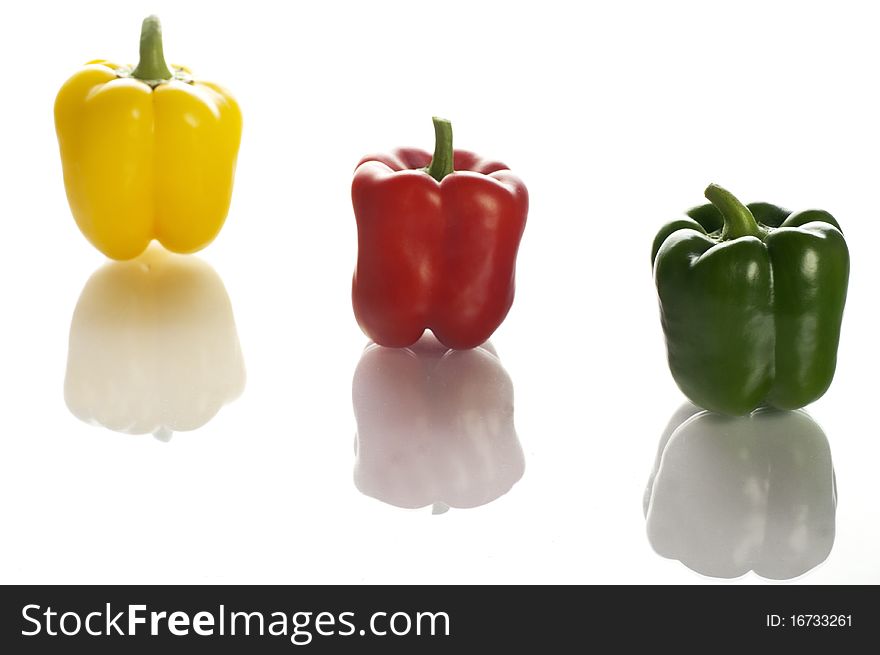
644,403 -> 836,580
64,246 -> 246,441
652,183 -> 848,415
351,117 -> 528,350
54,16 -> 242,261
352,334 -> 524,512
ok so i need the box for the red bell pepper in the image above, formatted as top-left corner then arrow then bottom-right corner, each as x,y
351,118 -> 528,349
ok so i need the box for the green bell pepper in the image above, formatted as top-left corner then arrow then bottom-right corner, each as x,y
652,184 -> 849,416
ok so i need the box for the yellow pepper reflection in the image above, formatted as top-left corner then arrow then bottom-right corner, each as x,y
65,246 -> 245,440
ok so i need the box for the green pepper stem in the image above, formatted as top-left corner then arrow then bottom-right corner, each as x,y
131,15 -> 172,83
705,183 -> 763,240
424,117 -> 454,182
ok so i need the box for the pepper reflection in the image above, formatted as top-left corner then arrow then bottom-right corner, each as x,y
645,403 -> 836,580
65,246 -> 245,440
352,335 -> 524,512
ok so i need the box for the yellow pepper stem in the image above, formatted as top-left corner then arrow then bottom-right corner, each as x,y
131,15 -> 172,84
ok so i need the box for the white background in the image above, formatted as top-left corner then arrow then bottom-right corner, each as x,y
1,0 -> 878,584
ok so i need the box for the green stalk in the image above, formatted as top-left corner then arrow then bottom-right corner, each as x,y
705,183 -> 764,240
424,117 -> 454,182
131,16 -> 173,83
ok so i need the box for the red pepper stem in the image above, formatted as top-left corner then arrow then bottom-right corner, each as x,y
131,15 -> 173,84
705,183 -> 764,241
424,117 -> 454,182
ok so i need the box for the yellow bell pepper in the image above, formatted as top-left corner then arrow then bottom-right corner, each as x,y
54,16 -> 242,260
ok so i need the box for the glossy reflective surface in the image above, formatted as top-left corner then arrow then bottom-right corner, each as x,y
65,247 -> 245,439
645,403 -> 836,580
352,336 -> 524,512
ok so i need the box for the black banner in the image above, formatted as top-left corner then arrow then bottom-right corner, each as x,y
1,585 -> 875,652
